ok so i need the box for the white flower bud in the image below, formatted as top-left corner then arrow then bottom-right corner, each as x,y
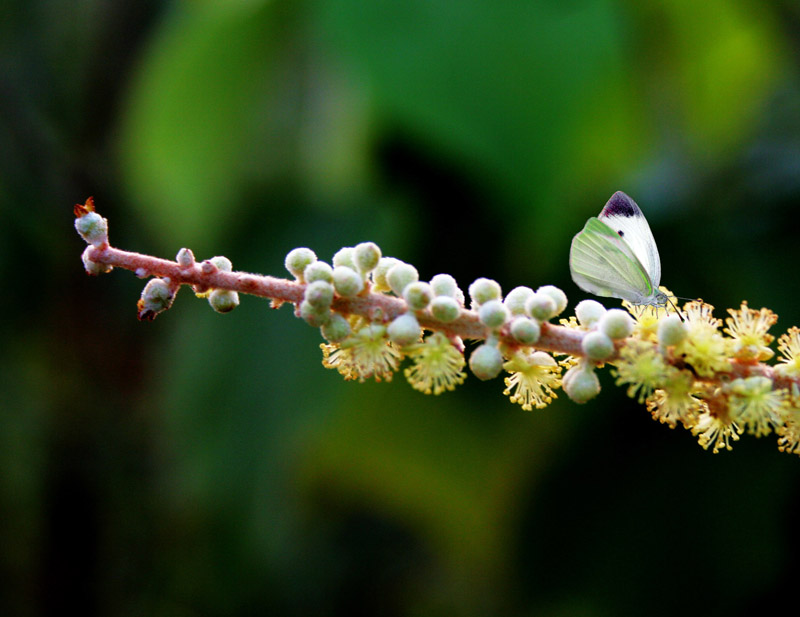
304,261 -> 334,284
510,316 -> 540,344
387,313 -> 421,346
354,242 -> 382,274
536,285 -> 567,316
285,248 -> 316,280
332,247 -> 355,270
299,300 -> 330,327
403,281 -> 433,311
430,296 -> 460,322
304,280 -> 335,309
598,309 -> 634,340
581,330 -> 615,361
137,278 -> 175,321
74,211 -> 109,247
321,313 -> 351,343
563,365 -> 601,403
504,286 -> 535,316
658,314 -> 688,347
526,292 -> 557,321
468,277 -> 502,307
372,257 -> 402,292
387,263 -> 419,296
575,299 -> 607,327
479,299 -> 510,329
469,343 -> 504,380
209,256 -> 233,272
81,246 -> 112,275
176,248 -> 195,268
209,289 -> 239,313
332,266 -> 364,298
430,273 -> 459,298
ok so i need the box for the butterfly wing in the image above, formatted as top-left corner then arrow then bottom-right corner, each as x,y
597,191 -> 661,288
569,217 -> 657,303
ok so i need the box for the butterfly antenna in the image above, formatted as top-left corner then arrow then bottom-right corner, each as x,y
666,296 -> 684,322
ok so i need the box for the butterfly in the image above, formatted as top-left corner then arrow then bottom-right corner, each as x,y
569,191 -> 670,307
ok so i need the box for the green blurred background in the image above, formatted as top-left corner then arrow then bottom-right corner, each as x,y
3,1 -> 800,615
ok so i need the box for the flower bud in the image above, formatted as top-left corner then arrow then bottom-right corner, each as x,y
299,300 -> 330,327
304,280 -> 335,309
563,364 -> 601,403
210,256 -> 233,272
510,316 -> 541,344
430,273 -> 459,298
354,242 -> 382,274
479,299 -> 510,329
176,248 -> 195,269
403,281 -> 433,311
388,313 -> 421,346
387,263 -> 419,296
658,314 -> 688,347
504,286 -> 535,316
137,278 -> 175,321
430,296 -> 460,322
526,292 -> 557,321
469,343 -> 504,380
468,277 -> 502,307
536,285 -> 567,316
581,330 -> 615,361
372,257 -> 402,292
332,266 -> 364,298
209,289 -> 239,313
332,247 -> 355,270
302,261 -> 332,284
598,309 -> 634,340
285,247 -> 317,280
74,211 -> 109,247
575,299 -> 607,327
81,246 -> 112,275
321,313 -> 351,343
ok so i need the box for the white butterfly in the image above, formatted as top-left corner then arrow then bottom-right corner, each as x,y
570,191 -> 668,307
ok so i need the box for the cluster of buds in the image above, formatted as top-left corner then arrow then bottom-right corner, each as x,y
74,199 -> 800,457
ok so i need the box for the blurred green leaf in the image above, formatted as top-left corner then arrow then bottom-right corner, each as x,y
119,1 -> 278,250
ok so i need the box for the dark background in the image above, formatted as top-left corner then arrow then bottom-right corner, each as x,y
2,1 -> 800,616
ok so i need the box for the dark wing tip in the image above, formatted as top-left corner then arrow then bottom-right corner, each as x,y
600,191 -> 641,218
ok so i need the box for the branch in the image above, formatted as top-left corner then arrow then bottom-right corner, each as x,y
74,198 -> 800,457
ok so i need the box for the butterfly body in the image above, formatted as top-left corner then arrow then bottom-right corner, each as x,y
570,191 -> 668,307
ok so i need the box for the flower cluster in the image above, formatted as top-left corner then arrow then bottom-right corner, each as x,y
74,200 -> 800,457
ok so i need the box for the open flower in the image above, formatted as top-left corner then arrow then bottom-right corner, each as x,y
404,332 -> 467,395
728,376 -> 788,437
321,324 -> 402,382
776,327 -> 800,377
645,370 -> 706,429
613,341 -> 670,403
678,301 -> 731,377
503,351 -> 561,410
724,302 -> 777,361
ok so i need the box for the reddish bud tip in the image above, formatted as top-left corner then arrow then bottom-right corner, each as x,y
74,196 -> 95,217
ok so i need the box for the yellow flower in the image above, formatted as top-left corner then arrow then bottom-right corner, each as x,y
321,324 -> 401,382
503,351 -> 561,410
691,410 -> 743,453
678,301 -> 731,377
623,287 -> 679,340
776,327 -> 800,377
613,341 -> 670,403
728,376 -> 788,437
645,370 -> 706,429
558,315 -> 582,330
404,332 -> 467,395
724,302 -> 776,361
777,402 -> 800,455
